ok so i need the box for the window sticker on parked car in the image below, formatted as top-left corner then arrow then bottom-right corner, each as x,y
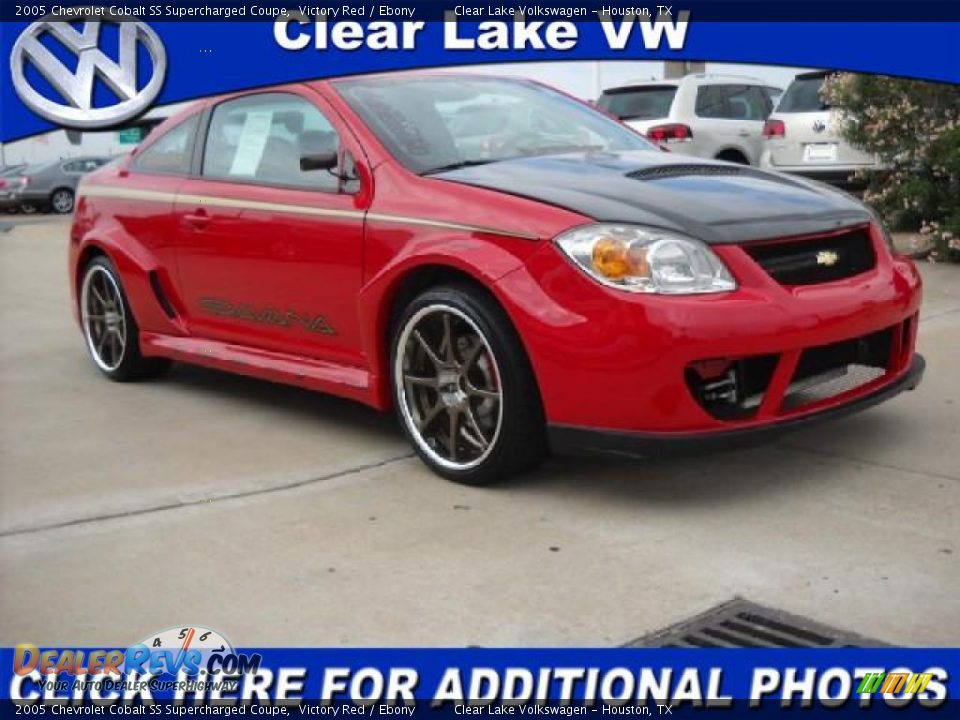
229,110 -> 272,176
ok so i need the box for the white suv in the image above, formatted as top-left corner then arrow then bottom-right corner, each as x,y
760,71 -> 878,185
597,74 -> 782,165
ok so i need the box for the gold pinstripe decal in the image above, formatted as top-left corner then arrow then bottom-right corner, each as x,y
79,185 -> 538,240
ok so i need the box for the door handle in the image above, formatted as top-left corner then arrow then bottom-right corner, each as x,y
182,208 -> 210,230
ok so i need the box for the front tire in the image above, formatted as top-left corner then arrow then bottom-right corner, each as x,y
390,285 -> 546,484
80,257 -> 171,381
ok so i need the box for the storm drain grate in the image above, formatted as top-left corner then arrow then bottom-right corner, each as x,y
627,599 -> 889,648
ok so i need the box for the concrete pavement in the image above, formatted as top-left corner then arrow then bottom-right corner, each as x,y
1,217 -> 957,647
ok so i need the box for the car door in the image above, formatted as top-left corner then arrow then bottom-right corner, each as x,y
172,88 -> 369,366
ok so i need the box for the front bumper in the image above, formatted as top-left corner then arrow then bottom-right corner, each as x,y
494,223 -> 923,436
549,355 -> 924,458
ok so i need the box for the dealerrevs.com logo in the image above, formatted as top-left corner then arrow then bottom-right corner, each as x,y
10,9 -> 166,129
11,626 -> 263,699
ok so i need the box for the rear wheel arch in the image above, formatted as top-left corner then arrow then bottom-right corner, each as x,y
715,148 -> 750,165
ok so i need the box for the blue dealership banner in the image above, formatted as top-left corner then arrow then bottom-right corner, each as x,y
1,5 -> 959,141
2,647 -> 959,715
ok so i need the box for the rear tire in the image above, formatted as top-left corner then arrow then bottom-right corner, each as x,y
79,257 -> 171,381
50,188 -> 75,214
390,284 -> 546,484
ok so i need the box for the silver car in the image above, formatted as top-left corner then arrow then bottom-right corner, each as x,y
598,74 -> 782,166
760,71 -> 878,184
0,157 -> 112,214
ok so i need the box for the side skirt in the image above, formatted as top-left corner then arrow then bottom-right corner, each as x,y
140,332 -> 382,409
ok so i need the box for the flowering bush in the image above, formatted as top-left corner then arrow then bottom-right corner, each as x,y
821,74 -> 960,262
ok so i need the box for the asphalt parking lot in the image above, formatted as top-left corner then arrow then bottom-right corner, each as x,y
1,216 -> 958,647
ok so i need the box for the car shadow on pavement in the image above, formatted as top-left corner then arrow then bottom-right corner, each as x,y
513,425 -> 876,508
154,362 -> 404,441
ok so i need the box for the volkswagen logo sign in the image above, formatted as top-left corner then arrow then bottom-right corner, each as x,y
10,9 -> 166,129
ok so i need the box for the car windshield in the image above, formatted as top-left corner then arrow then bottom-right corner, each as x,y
336,75 -> 654,175
597,86 -> 678,121
777,75 -> 831,113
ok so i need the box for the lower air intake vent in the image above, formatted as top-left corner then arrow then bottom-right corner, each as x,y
629,599 -> 888,648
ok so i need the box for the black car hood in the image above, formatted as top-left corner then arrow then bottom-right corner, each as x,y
433,151 -> 872,244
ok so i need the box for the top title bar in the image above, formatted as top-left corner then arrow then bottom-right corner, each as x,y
5,1 -> 960,22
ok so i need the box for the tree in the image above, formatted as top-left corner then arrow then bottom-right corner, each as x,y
821,74 -> 960,262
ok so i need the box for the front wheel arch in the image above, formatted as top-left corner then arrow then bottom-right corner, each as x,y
382,264 -> 544,419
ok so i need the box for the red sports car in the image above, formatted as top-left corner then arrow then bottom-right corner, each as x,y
70,73 -> 924,484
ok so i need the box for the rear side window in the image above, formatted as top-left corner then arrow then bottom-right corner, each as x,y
696,85 -> 770,120
597,86 -> 677,121
64,158 -> 105,173
134,115 -> 199,175
202,93 -> 341,192
777,76 -> 830,113
763,86 -> 783,110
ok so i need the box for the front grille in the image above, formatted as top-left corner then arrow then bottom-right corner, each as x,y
744,226 -> 876,285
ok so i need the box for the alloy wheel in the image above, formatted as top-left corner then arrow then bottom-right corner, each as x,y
395,305 -> 504,471
51,190 -> 74,214
81,265 -> 127,372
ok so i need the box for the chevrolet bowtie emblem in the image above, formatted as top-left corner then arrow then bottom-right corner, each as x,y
816,250 -> 840,267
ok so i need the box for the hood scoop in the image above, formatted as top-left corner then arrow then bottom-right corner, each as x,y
627,164 -> 753,181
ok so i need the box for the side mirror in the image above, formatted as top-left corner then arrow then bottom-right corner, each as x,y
300,152 -> 338,172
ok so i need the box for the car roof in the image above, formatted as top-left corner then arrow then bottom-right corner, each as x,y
602,80 -> 679,92
604,73 -> 774,92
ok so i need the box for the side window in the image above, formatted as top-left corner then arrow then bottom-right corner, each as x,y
764,86 -> 783,113
71,159 -> 103,172
696,85 -> 769,120
730,86 -> 771,120
135,115 -> 200,175
695,85 -> 728,118
202,93 -> 341,192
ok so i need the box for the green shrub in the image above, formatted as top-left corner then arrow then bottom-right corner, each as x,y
821,74 -> 960,262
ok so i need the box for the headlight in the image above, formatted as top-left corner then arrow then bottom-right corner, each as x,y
554,224 -> 737,294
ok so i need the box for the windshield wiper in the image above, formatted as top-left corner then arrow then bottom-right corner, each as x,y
421,159 -> 497,176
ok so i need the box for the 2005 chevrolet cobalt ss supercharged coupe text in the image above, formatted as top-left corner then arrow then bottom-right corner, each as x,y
69,73 -> 924,484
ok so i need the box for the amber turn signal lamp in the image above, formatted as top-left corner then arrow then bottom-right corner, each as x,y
591,238 -> 651,280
